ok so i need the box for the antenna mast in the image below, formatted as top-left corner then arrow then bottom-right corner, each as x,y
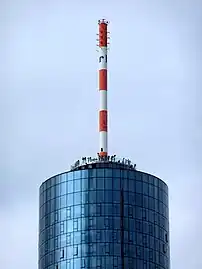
97,19 -> 109,157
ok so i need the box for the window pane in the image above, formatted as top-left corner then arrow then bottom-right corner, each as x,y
67,181 -> 73,193
81,169 -> 88,178
74,192 -> 81,205
113,169 -> 120,178
105,168 -> 112,177
113,177 -> 120,190
136,181 -> 142,194
67,194 -> 73,206
60,196 -> 66,208
74,179 -> 81,192
89,177 -> 96,190
105,190 -> 113,203
143,182 -> 149,195
97,191 -> 104,203
74,170 -> 81,179
68,172 -> 73,180
97,177 -> 104,190
74,205 -> 81,218
105,177 -> 112,189
97,169 -> 104,177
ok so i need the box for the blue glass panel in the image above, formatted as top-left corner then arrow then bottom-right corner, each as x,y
55,184 -> 60,197
97,177 -> 104,189
60,208 -> 66,221
73,219 -> 78,231
97,190 -> 104,203
121,169 -> 128,179
114,243 -> 121,256
142,173 -> 148,182
105,190 -> 113,203
74,170 -> 81,179
153,176 -> 158,187
159,188 -> 164,202
74,179 -> 81,192
50,187 -> 55,199
60,234 -> 66,247
136,172 -> 142,181
67,246 -> 73,259
60,261 -> 66,269
113,177 -> 120,190
97,168 -> 104,177
74,192 -> 81,205
67,207 -> 71,219
113,169 -> 121,178
143,182 -> 149,195
60,182 -> 67,196
68,172 -> 73,180
149,184 -> 154,197
149,175 -> 154,185
67,181 -> 73,193
81,191 -> 89,204
128,192 -> 135,205
55,175 -> 60,185
74,205 -> 81,218
55,197 -> 60,210
159,180 -> 164,190
46,188 -> 51,200
46,179 -> 51,188
50,176 -> 55,187
60,174 -> 66,183
113,191 -> 120,203
89,191 -> 96,204
82,177 -> 88,191
89,177 -> 96,190
129,179 -> 135,192
135,193 -> 143,207
105,168 -> 112,177
67,194 -> 73,206
123,177 -> 128,190
154,186 -> 158,199
148,197 -> 155,210
105,177 -> 112,189
162,191 -> 168,206
105,203 -> 113,215
128,170 -> 135,179
81,169 -> 88,178
149,210 -> 154,223
136,181 -> 142,193
67,220 -> 73,233
74,258 -> 80,269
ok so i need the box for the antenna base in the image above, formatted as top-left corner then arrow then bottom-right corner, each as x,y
99,152 -> 108,157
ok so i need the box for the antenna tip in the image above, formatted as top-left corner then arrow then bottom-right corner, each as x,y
98,19 -> 109,25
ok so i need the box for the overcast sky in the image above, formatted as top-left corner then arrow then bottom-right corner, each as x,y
0,0 -> 202,268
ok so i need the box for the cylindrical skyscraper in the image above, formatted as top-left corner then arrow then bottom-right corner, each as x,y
39,163 -> 170,269
38,19 -> 170,269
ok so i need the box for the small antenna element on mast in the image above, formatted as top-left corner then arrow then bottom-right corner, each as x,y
97,19 -> 109,157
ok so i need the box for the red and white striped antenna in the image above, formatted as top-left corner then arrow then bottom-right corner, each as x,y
97,19 -> 110,157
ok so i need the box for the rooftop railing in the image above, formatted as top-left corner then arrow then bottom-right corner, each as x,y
70,155 -> 136,171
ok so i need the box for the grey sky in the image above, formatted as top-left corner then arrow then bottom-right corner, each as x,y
0,0 -> 201,268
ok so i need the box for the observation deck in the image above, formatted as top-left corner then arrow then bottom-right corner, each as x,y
70,155 -> 137,171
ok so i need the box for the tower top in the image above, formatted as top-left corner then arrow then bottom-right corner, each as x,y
69,19 -> 137,171
98,19 -> 109,25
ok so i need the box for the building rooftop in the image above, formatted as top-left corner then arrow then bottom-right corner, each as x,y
70,155 -> 136,171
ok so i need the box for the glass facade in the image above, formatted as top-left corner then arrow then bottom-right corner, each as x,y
39,163 -> 170,269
